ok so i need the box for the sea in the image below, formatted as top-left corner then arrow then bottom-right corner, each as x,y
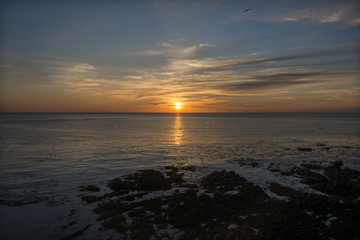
0,113 -> 359,239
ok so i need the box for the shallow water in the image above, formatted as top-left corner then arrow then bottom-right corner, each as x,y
1,113 -> 359,202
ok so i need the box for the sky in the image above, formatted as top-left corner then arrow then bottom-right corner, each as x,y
0,0 -> 359,113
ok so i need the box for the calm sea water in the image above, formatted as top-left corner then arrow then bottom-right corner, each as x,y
1,113 -> 359,203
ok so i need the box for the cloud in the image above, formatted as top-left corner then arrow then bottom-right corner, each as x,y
43,62 -> 127,95
63,63 -> 96,73
136,60 -> 359,100
279,2 -> 360,25
35,42 -> 358,111
166,45 -> 359,75
139,41 -> 215,58
120,42 -> 359,106
217,73 -> 319,92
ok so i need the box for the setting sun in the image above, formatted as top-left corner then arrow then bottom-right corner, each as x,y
174,103 -> 182,110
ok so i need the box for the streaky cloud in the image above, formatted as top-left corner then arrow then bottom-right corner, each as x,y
138,41 -> 215,58
175,45 -> 360,74
219,79 -> 317,92
278,1 -> 360,25
216,69 -> 359,92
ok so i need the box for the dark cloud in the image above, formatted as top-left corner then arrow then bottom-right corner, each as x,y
253,72 -> 323,81
216,69 -> 359,92
275,58 -> 360,68
189,45 -> 360,74
219,79 -> 317,92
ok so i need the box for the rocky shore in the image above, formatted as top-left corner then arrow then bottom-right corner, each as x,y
76,161 -> 360,240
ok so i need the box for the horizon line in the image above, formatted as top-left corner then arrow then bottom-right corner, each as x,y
1,111 -> 359,114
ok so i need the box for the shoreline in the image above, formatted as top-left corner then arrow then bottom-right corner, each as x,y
1,158 -> 359,239
78,161 -> 359,240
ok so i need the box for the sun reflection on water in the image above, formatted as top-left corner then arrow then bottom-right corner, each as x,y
173,113 -> 184,145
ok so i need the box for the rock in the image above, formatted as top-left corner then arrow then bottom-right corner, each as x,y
86,166 -> 360,240
285,161 -> 360,198
62,224 -> 91,240
108,169 -> 172,191
297,148 -> 312,152
79,185 -> 100,192
331,160 -> 343,168
301,163 -> 322,169
200,170 -> 248,191
81,195 -> 99,203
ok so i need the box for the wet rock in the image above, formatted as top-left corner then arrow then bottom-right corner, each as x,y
62,224 -> 91,240
79,185 -> 100,192
93,169 -> 278,239
331,160 -> 343,168
86,166 -> 360,240
165,168 -> 184,185
81,195 -> 99,203
107,178 -> 135,192
250,161 -> 259,167
269,182 -> 300,198
297,147 -> 312,152
201,170 -> 248,191
301,163 -> 322,169
228,158 -> 260,168
283,161 -> 360,198
108,169 -> 172,191
69,209 -> 76,216
62,220 -> 77,229
182,166 -> 196,171
339,146 -> 352,149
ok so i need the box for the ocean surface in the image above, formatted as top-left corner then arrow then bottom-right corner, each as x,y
1,113 -> 359,202
0,113 -> 359,239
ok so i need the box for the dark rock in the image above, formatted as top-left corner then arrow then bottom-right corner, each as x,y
297,148 -> 313,152
340,146 -> 352,149
108,169 -> 172,191
81,195 -> 99,203
165,168 -> 184,184
62,224 -> 91,240
182,166 -> 196,171
107,178 -> 135,191
79,185 -> 100,192
86,166 -> 360,240
331,160 -> 343,168
284,162 -> 360,198
301,163 -> 322,169
69,209 -> 76,216
201,170 -> 248,192
250,161 -> 259,167
269,182 -> 300,198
